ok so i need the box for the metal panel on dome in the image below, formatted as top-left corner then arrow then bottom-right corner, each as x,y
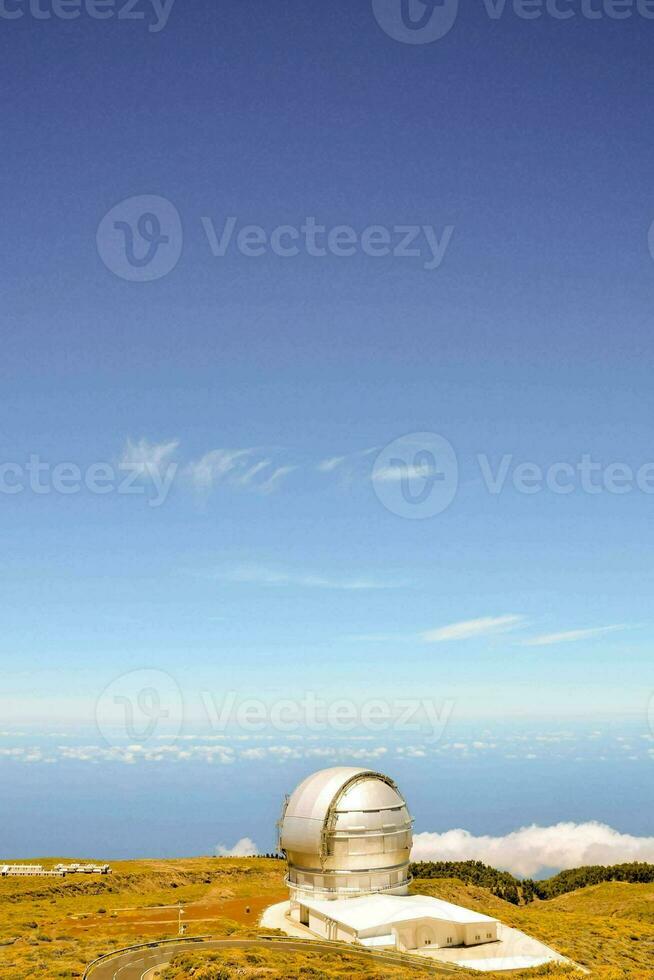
337,778 -> 405,811
280,767 -> 374,854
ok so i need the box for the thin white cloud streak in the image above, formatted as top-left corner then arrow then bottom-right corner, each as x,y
316,446 -> 377,472
341,633 -> 410,643
421,615 -> 526,643
258,465 -> 298,495
119,437 -> 179,474
184,449 -> 296,496
374,463 -> 436,483
216,837 -> 258,858
412,822 -> 654,878
316,446 -> 378,485
221,565 -> 405,591
317,455 -> 347,473
118,438 -> 383,497
523,625 -> 629,647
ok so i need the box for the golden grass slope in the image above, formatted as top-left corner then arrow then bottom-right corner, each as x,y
0,859 -> 651,979
160,947 -> 577,980
413,877 -> 654,979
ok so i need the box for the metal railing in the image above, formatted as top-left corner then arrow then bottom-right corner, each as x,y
84,934 -> 456,978
83,935 -> 211,978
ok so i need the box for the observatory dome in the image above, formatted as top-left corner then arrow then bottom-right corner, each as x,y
279,767 -> 413,901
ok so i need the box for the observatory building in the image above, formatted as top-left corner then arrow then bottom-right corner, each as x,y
278,766 -> 499,953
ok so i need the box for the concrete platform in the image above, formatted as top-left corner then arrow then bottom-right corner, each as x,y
416,922 -> 571,971
260,900 -> 315,938
261,901 -> 576,973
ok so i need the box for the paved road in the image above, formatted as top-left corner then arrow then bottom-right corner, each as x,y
86,937 -> 459,979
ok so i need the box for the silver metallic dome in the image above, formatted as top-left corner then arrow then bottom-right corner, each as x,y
279,767 -> 413,901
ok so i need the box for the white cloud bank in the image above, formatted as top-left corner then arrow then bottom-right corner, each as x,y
412,822 -> 654,877
216,837 -> 259,858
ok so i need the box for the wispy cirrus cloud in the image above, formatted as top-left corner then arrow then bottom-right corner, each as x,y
316,446 -> 378,482
523,625 -> 629,647
119,437 -> 381,500
184,449 -> 297,496
420,615 -> 526,643
119,437 -> 179,475
220,564 -> 406,591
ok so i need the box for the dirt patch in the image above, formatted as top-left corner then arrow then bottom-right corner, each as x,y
68,892 -> 288,936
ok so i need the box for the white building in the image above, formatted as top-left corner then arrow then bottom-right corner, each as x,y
0,865 -> 64,877
278,767 -> 499,953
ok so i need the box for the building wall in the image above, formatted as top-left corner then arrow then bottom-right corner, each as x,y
391,918 -> 466,951
291,901 -> 498,951
463,921 -> 498,945
308,910 -> 328,938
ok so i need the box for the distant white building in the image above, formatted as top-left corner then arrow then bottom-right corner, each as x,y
278,767 -> 499,953
1,863 -> 111,878
0,865 -> 64,877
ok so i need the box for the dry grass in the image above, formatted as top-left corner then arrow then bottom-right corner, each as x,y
413,878 -> 654,979
161,947 -> 577,979
0,857 -> 284,979
0,859 -> 651,979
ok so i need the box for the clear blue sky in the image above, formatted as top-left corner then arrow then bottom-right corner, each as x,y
2,0 -> 654,729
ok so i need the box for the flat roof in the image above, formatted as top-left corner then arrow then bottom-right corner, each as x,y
299,893 -> 498,932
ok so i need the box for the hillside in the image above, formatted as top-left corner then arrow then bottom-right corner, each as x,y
0,858 -> 651,979
412,877 -> 654,978
160,946 -> 577,979
410,861 -> 654,906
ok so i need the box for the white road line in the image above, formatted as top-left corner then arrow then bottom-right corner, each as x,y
114,956 -> 146,979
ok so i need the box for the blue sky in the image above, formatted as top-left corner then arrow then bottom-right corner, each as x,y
2,0 -> 654,742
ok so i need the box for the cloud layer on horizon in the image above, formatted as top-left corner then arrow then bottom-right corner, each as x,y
412,821 -> 654,877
